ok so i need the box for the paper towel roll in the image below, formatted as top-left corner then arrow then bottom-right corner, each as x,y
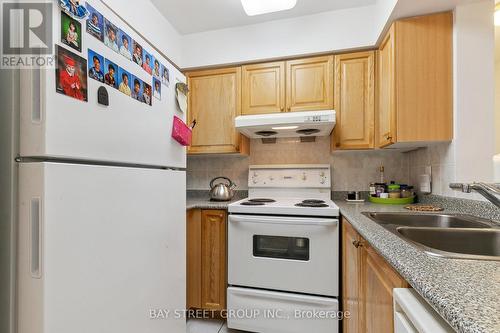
494,154 -> 500,182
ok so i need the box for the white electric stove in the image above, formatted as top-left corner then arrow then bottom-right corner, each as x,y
227,165 -> 340,333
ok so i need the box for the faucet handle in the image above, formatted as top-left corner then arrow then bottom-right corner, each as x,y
449,183 -> 467,192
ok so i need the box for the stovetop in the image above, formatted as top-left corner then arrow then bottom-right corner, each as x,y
228,197 -> 340,217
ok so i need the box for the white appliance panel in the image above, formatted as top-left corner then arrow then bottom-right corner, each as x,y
18,162 -> 186,333
228,197 -> 339,216
228,214 -> 339,296
227,287 -> 339,333
235,110 -> 336,138
20,1 -> 186,168
393,289 -> 454,333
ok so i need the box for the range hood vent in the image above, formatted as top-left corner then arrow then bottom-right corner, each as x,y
235,110 -> 336,139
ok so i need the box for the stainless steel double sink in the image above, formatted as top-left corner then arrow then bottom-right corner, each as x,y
362,212 -> 500,261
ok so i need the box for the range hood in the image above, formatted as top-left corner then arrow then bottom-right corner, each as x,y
235,110 -> 336,139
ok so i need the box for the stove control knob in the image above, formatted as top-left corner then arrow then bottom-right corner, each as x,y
253,171 -> 258,177
253,179 -> 258,184
301,173 -> 307,181
269,176 -> 274,181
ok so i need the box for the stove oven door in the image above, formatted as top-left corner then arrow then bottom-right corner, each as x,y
228,214 -> 339,297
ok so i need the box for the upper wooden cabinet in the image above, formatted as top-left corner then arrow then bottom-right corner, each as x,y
286,55 -> 334,112
342,218 -> 410,333
242,61 -> 285,115
186,67 -> 249,155
242,56 -> 334,115
377,12 -> 453,148
333,51 -> 375,150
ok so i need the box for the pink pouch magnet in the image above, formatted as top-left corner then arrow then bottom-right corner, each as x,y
171,116 -> 192,146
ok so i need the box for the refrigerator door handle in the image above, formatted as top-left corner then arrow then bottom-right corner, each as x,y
30,198 -> 42,278
31,69 -> 44,123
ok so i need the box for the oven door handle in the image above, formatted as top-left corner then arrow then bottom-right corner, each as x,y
229,215 -> 338,226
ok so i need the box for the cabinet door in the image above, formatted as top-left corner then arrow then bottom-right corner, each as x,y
201,210 -> 227,310
395,12 -> 453,143
242,62 -> 285,115
187,67 -> 248,154
377,25 -> 396,147
186,209 -> 202,309
342,219 -> 363,333
334,52 -> 375,150
362,244 -> 409,333
286,56 -> 334,112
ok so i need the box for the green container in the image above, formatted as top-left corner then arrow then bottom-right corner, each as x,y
369,196 -> 415,205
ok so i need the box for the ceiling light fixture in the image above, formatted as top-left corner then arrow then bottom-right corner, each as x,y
496,3 -> 500,26
241,0 -> 297,16
272,126 -> 299,130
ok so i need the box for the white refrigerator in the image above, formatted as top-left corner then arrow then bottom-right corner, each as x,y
0,1 -> 187,333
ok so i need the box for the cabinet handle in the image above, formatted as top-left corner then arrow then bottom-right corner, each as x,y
385,134 -> 392,141
280,107 -> 284,112
352,240 -> 363,248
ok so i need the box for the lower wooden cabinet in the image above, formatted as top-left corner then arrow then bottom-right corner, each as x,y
342,217 -> 409,333
187,209 -> 227,311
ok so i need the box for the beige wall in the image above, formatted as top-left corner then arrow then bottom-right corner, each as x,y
187,137 -> 410,191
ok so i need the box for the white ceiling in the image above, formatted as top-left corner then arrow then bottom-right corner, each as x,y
151,0 -> 377,35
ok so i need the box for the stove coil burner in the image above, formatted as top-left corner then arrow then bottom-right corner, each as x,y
301,199 -> 325,204
248,198 -> 276,203
295,202 -> 329,208
241,201 -> 265,206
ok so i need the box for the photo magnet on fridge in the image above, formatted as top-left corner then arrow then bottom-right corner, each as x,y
161,64 -> 170,87
131,75 -> 143,101
104,59 -> 118,89
142,50 -> 153,75
118,30 -> 133,61
61,11 -> 82,52
153,58 -> 161,79
104,18 -> 119,53
56,45 -> 88,102
86,3 -> 104,41
142,82 -> 152,106
153,78 -> 161,100
118,67 -> 132,97
59,0 -> 89,20
132,40 -> 143,67
88,49 -> 104,82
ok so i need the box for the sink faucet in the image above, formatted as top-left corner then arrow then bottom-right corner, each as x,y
449,182 -> 500,209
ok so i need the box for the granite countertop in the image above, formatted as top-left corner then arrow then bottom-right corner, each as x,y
186,190 -> 247,210
336,201 -> 500,333
186,190 -> 500,332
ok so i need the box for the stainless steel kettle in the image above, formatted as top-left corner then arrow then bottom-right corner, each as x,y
209,177 -> 236,201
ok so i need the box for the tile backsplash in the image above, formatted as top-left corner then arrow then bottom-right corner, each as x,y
187,137 -> 410,191
407,142 -> 488,201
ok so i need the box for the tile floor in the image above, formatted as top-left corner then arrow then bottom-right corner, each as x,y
187,318 -> 247,333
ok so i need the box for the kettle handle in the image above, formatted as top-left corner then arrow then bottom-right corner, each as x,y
209,176 -> 235,189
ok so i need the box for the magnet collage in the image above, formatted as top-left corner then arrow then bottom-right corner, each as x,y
85,2 -> 169,106
56,1 -> 170,106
